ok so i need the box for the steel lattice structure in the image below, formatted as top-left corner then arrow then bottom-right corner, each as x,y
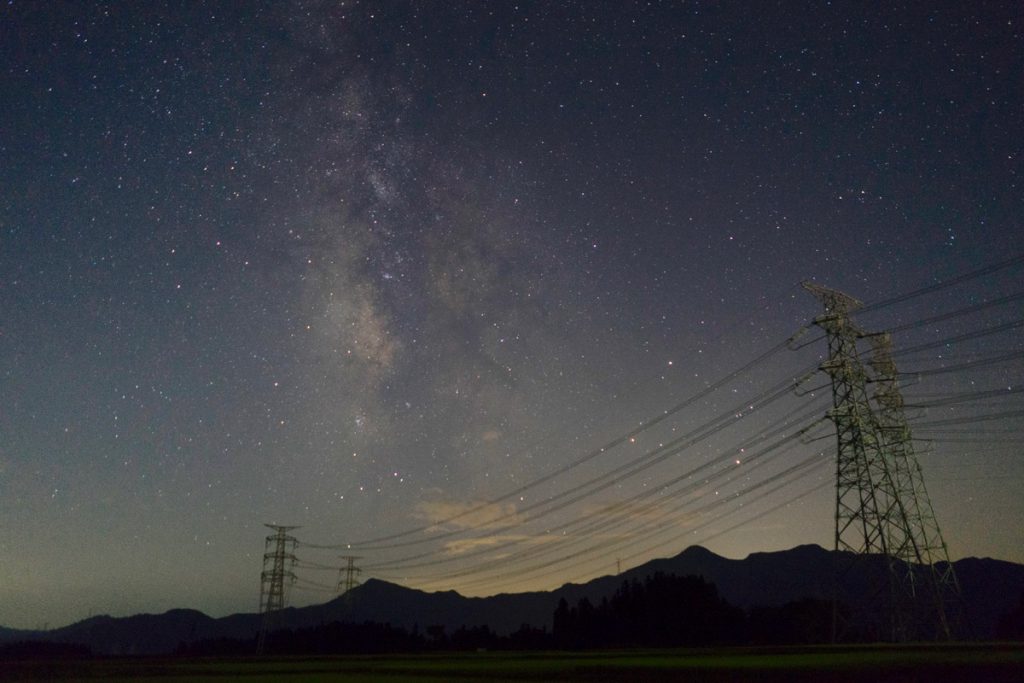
336,555 -> 362,595
804,283 -> 961,641
257,524 -> 299,653
865,332 -> 961,639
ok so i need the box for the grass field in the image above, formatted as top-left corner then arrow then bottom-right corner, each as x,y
4,644 -> 1023,682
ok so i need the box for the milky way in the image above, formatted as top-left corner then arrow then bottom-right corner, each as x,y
1,1 -> 1021,628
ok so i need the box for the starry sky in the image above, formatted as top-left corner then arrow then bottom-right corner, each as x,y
2,1 -> 1022,630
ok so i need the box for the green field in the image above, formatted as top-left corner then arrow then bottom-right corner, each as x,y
4,644 -> 1024,682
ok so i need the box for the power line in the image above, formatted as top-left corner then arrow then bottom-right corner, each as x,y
789,289 -> 1024,353
324,305 -> 1017,579
366,408 -> 829,577
916,427 -> 1024,435
888,318 -> 1024,359
897,350 -> 1024,377
806,283 -> 962,642
298,261 -> 1021,603
913,409 -> 1024,428
299,332 -> 808,550
337,360 -> 821,553
888,290 -> 1024,334
903,386 -> 1024,408
336,556 -> 362,595
583,465 -> 833,585
439,452 -> 831,594
299,260 -> 1024,565
854,253 -> 1024,315
382,415 -> 829,587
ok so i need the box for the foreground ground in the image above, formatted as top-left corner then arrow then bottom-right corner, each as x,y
3,644 -> 1024,682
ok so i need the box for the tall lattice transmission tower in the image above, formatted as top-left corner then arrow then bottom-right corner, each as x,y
804,283 -> 961,641
865,331 -> 961,638
336,555 -> 362,596
258,524 -> 299,653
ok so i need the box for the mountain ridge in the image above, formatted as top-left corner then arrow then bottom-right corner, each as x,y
3,544 -> 1021,654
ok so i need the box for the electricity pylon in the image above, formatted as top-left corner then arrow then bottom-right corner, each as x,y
336,555 -> 362,595
866,332 -> 961,639
804,283 -> 960,641
257,524 -> 299,653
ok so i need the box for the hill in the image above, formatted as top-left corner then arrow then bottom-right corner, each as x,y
2,545 -> 1021,655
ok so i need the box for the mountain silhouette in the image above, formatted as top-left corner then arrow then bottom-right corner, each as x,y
2,544 -> 1021,655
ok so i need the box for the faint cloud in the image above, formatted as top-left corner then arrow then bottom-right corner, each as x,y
440,533 -> 560,556
440,535 -> 519,556
416,496 -> 523,531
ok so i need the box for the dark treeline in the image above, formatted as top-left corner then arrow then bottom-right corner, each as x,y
553,572 -> 745,648
178,573 -> 836,656
175,621 -> 550,657
0,640 -> 92,660
996,588 -> 1024,640
178,622 -> 420,657
552,572 -> 832,648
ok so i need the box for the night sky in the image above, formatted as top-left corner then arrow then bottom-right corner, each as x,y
2,1 -> 1022,630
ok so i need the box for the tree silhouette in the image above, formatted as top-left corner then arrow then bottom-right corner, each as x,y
996,588 -> 1024,641
552,572 -> 745,648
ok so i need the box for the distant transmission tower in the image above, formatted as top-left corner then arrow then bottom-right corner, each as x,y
804,283 -> 961,642
336,555 -> 362,595
257,524 -> 299,653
